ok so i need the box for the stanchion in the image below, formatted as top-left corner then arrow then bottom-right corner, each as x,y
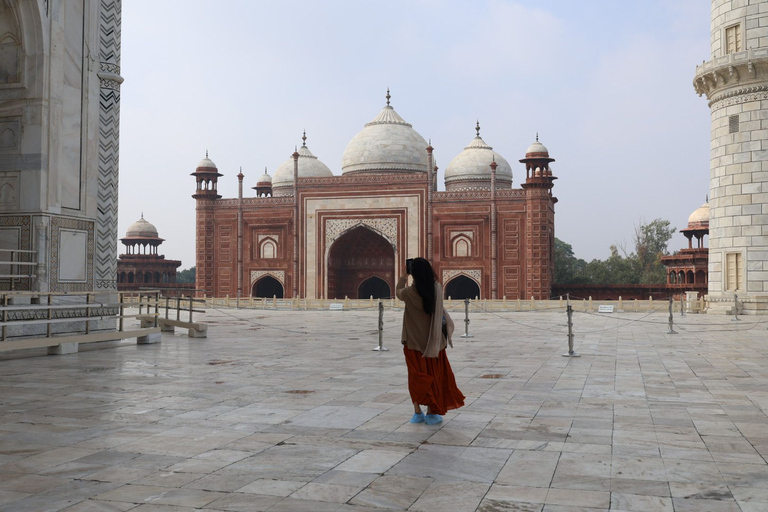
562,304 -> 580,357
732,293 -> 741,321
372,300 -> 388,352
680,294 -> 685,317
667,297 -> 677,334
460,297 -> 474,339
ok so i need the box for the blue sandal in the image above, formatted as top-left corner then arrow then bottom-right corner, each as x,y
425,414 -> 443,425
410,412 -> 425,423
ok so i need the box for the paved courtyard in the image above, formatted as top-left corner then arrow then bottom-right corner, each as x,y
1,306 -> 767,512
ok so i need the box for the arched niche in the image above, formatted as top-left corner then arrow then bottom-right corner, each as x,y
444,274 -> 480,300
358,276 -> 391,300
327,225 -> 394,299
252,276 -> 284,298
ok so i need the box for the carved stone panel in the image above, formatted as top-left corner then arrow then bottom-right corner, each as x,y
442,269 -> 482,285
326,218 -> 397,251
251,270 -> 285,286
0,117 -> 21,153
0,172 -> 19,211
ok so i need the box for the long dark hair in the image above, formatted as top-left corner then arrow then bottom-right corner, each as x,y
411,258 -> 436,314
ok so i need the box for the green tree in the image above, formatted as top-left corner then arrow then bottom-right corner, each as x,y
555,218 -> 675,285
554,238 -> 587,284
633,219 -> 676,284
176,266 -> 195,284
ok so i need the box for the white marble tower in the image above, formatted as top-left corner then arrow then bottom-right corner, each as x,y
694,0 -> 768,313
0,0 -> 123,292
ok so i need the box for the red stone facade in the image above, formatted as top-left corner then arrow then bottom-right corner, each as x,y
193,100 -> 557,301
194,167 -> 557,301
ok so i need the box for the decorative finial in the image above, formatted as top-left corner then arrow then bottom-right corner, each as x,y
386,87 -> 391,106
206,149 -> 209,158
265,166 -> 268,175
706,194 -> 709,203
302,130 -> 307,147
536,133 -> 539,142
476,120 -> 481,137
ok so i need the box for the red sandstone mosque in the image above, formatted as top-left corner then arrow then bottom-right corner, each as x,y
193,92 -> 558,300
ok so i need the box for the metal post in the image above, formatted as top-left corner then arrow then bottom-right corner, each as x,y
460,297 -> 474,338
85,293 -> 91,334
118,293 -> 124,332
189,294 -> 194,323
1,294 -> 5,341
154,291 -> 159,328
667,297 -> 677,334
165,296 -> 169,319
562,304 -> 580,357
372,300 -> 388,352
48,294 -> 53,336
732,293 -> 741,321
176,296 -> 181,321
680,294 -> 685,317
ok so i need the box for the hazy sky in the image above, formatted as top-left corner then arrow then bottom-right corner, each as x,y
118,0 -> 711,269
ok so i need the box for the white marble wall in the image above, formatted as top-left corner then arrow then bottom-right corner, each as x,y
702,0 -> 768,309
0,0 -> 122,292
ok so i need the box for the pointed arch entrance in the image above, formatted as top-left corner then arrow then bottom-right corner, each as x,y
358,276 -> 391,300
328,226 -> 395,299
445,275 -> 480,300
252,276 -> 284,298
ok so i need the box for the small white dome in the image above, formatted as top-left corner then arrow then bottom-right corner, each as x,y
125,216 -> 159,238
525,139 -> 549,156
272,142 -> 333,195
341,93 -> 429,175
444,127 -> 512,190
688,201 -> 710,227
196,156 -> 218,170
257,169 -> 272,184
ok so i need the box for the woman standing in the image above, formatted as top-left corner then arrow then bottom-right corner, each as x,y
396,258 -> 465,425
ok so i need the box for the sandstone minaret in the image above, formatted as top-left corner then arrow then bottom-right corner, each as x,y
694,0 -> 768,313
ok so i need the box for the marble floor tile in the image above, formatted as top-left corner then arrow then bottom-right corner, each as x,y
0,309 -> 766,510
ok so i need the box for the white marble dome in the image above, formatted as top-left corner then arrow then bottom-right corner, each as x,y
125,216 -> 159,239
688,201 -> 710,227
444,126 -> 512,190
256,168 -> 272,184
525,139 -> 549,156
272,141 -> 333,196
196,156 -> 218,171
341,95 -> 429,175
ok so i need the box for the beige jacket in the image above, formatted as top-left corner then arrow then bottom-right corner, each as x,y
396,275 -> 454,357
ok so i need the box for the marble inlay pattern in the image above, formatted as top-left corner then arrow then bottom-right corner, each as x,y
442,268 -> 481,285
50,217 -> 94,292
326,218 -> 397,251
250,270 -> 285,286
94,0 -> 122,290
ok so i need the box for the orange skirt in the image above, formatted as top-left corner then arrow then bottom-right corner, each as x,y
403,346 -> 465,416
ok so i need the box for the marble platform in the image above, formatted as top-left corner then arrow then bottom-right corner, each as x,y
0,306 -> 767,511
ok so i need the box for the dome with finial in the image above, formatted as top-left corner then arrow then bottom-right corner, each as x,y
124,215 -> 161,240
341,89 -> 430,175
257,167 -> 272,185
444,121 -> 513,191
525,134 -> 549,157
687,199 -> 710,229
272,131 -> 333,196
195,150 -> 219,173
